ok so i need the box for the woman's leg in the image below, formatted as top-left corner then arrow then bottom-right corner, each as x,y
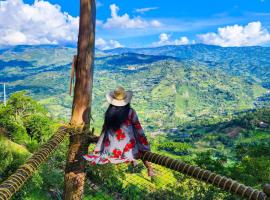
143,160 -> 154,176
136,151 -> 154,176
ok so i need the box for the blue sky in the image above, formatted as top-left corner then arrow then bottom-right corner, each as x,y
1,0 -> 270,49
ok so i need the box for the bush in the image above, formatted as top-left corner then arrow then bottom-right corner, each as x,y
158,141 -> 191,155
24,114 -> 54,143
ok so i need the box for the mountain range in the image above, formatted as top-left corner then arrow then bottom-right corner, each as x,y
0,44 -> 269,131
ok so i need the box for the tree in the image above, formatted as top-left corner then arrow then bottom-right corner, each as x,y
6,91 -> 45,120
0,91 -> 49,145
64,0 -> 96,199
24,113 -> 54,143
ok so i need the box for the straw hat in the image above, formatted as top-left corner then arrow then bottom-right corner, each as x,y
106,86 -> 133,106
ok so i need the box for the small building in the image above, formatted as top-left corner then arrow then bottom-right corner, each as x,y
259,121 -> 269,128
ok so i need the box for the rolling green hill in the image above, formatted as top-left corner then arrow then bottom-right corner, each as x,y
0,44 -> 270,199
1,45 -> 269,133
105,44 -> 270,88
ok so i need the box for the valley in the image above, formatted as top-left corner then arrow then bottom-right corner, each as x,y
0,44 -> 270,199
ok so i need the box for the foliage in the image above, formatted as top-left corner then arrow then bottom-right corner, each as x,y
24,113 -> 54,143
0,45 -> 270,199
0,135 -> 30,181
0,92 -> 61,199
157,141 -> 191,155
0,91 -> 54,149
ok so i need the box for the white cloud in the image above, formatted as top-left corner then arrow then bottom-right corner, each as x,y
0,0 -> 79,46
96,38 -> 124,50
151,20 -> 162,27
135,7 -> 158,14
0,0 -> 126,49
153,33 -> 190,46
197,21 -> 270,47
103,4 -> 162,29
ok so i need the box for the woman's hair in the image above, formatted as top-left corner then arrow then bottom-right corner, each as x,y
102,103 -> 131,132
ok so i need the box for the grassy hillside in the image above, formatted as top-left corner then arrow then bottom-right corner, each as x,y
0,45 -> 269,133
0,134 -> 30,183
0,135 -> 30,155
104,44 -> 270,87
0,44 -> 269,199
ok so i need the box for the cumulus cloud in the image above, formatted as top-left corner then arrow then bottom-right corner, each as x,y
151,20 -> 162,27
135,7 -> 159,14
103,4 -> 162,29
153,33 -> 190,46
197,21 -> 270,47
96,38 -> 124,50
0,0 -> 79,46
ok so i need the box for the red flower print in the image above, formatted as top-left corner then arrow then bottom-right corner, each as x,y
116,128 -> 122,135
138,134 -> 148,145
130,138 -> 136,147
112,149 -> 122,158
104,137 -> 110,147
115,128 -> 126,141
90,161 -> 96,166
86,155 -> 99,159
100,158 -> 108,163
123,139 -> 136,152
123,144 -> 130,152
123,119 -> 131,126
134,122 -> 142,130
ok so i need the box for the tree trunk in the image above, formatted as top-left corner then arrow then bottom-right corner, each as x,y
64,0 -> 96,199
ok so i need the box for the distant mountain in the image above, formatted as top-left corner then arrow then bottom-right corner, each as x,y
0,44 -> 269,127
97,53 -> 180,68
1,44 -> 269,200
104,44 -> 270,88
104,44 -> 221,57
104,44 -> 267,59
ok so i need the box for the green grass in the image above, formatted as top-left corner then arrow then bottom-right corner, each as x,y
237,131 -> 270,143
0,135 -> 30,156
24,191 -> 49,200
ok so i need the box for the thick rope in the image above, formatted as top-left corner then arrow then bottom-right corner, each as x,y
86,136 -> 270,200
140,151 -> 270,200
1,131 -> 269,200
0,126 -> 68,200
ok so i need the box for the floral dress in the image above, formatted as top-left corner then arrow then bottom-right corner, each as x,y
83,108 -> 150,165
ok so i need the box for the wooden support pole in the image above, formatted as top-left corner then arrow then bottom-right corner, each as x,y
63,0 -> 96,199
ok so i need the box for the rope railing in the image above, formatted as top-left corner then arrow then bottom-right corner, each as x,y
87,137 -> 270,200
0,131 -> 269,200
0,126 -> 68,200
85,152 -> 270,200
140,151 -> 270,200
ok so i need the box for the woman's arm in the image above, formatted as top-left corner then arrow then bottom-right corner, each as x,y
131,109 -> 150,152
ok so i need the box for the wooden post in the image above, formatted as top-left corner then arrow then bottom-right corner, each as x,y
64,0 -> 96,199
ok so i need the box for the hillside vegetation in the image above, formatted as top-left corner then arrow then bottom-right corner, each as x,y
0,44 -> 269,199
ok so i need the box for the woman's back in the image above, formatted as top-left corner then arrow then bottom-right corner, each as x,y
84,108 -> 150,164
83,86 -> 153,176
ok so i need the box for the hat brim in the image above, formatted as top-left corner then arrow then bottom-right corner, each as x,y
106,91 -> 133,106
